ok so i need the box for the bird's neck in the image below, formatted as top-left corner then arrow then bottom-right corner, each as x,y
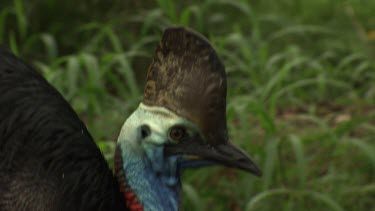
115,146 -> 181,211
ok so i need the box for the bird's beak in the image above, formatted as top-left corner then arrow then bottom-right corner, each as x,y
164,139 -> 262,177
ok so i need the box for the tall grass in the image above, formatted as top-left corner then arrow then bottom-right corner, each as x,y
1,0 -> 374,210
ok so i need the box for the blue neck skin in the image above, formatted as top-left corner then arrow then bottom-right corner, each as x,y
120,144 -> 182,211
117,103 -> 215,210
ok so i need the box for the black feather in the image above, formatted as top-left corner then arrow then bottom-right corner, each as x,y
0,47 -> 126,211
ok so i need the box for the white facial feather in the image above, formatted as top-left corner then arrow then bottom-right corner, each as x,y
117,103 -> 199,150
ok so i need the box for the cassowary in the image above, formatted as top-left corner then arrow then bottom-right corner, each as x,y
0,27 -> 261,211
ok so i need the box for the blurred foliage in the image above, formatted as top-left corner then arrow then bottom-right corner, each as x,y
1,0 -> 374,210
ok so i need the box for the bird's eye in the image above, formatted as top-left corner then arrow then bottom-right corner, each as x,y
168,126 -> 186,142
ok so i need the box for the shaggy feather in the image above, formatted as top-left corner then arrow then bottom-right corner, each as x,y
0,47 -> 126,211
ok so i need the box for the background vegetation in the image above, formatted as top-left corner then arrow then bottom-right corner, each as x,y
1,0 -> 374,210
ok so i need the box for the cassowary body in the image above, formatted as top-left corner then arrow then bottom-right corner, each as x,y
0,27 -> 261,211
0,48 -> 125,210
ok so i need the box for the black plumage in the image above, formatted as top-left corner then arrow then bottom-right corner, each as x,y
0,48 -> 126,211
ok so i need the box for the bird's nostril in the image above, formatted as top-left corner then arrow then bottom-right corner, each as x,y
141,125 -> 151,139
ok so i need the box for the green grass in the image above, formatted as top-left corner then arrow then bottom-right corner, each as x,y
1,0 -> 374,210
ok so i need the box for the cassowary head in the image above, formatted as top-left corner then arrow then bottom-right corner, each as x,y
115,26 -> 261,211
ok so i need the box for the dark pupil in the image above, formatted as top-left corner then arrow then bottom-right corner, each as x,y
171,127 -> 184,140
